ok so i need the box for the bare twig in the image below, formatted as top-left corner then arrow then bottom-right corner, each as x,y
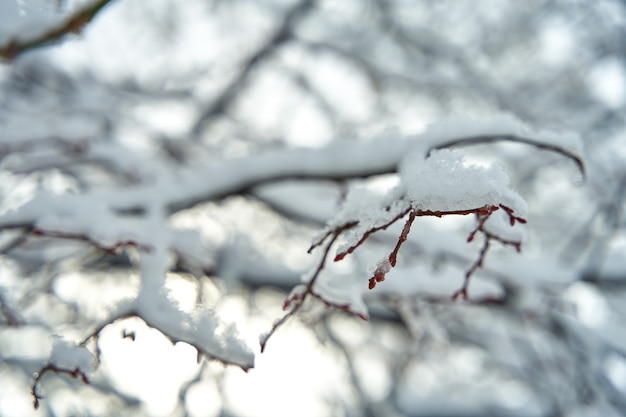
32,365 -> 90,409
453,238 -> 490,300
334,208 -> 412,261
350,204 -> 525,297
261,222 -> 357,352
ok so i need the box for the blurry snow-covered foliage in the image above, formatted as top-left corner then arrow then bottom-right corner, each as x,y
1,0 -> 626,416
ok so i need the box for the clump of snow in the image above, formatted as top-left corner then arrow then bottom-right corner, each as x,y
415,113 -> 584,156
310,115 -> 584,308
372,258 -> 392,276
329,184 -> 410,256
329,184 -> 403,228
400,148 -> 526,215
135,288 -> 254,370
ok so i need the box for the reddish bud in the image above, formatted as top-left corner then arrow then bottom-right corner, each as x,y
368,278 -> 376,290
517,218 -> 527,224
32,228 -> 44,236
499,204 -> 513,214
334,253 -> 346,262
375,273 -> 385,283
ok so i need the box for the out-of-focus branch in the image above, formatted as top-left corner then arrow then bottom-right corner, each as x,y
192,0 -> 316,136
32,365 -> 90,409
0,293 -> 22,326
430,134 -> 586,180
0,0 -> 117,61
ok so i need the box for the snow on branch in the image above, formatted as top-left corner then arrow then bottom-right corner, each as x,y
0,0 -> 115,61
32,339 -> 95,409
262,115 -> 584,350
0,110 -> 584,390
31,297 -> 255,408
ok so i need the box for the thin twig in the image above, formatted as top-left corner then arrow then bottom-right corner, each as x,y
32,365 -> 90,409
454,238 -> 490,300
261,222 -> 357,352
334,207 -> 412,261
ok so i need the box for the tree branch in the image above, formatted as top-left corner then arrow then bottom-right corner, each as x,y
260,221 -> 358,352
1,0 -> 116,61
429,134 -> 585,180
192,0 -> 316,136
32,365 -> 90,409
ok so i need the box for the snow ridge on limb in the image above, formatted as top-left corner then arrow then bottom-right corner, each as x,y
28,210 -> 253,410
326,115 -> 582,293
263,115 -> 584,351
424,114 -> 585,179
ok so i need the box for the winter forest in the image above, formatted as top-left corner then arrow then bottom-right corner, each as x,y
0,0 -> 625,416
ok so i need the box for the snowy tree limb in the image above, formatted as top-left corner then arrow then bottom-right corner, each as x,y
0,0 -> 116,61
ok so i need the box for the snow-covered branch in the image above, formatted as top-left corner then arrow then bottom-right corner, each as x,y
0,0 -> 116,61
